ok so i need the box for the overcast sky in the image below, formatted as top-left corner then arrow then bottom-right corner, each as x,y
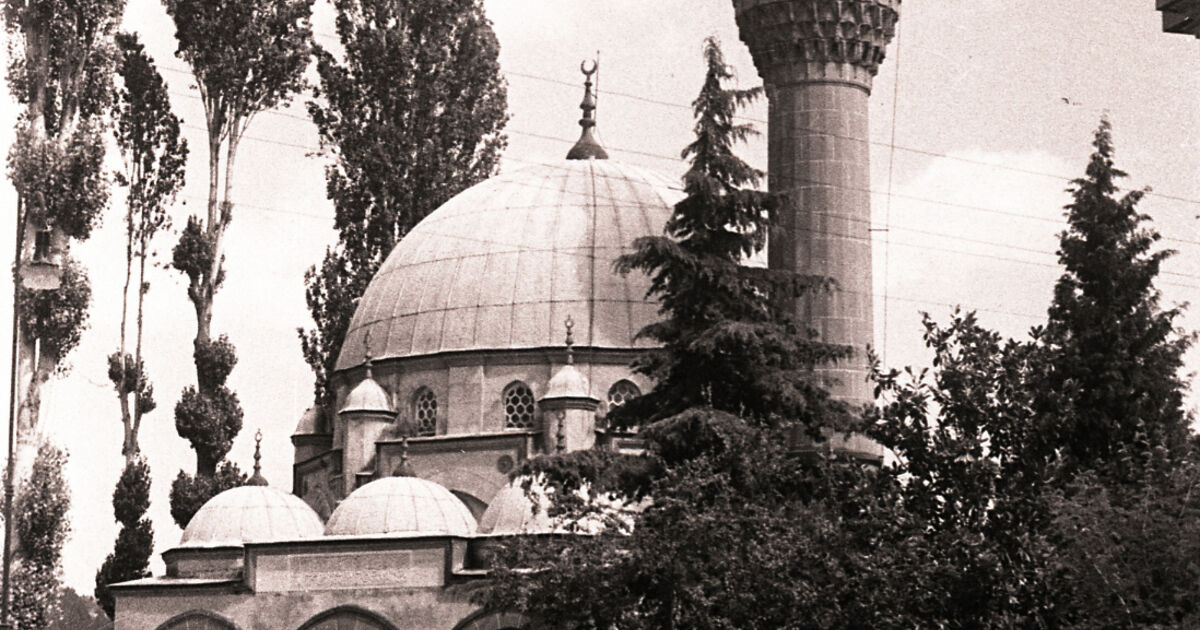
2,1 -> 1199,593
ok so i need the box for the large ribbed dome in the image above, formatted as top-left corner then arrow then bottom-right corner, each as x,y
325,476 -> 477,537
335,159 -> 680,371
179,486 -> 325,547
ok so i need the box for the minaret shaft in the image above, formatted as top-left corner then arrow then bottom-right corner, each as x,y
734,0 -> 899,407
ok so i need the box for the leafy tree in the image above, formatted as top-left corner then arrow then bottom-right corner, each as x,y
94,459 -> 154,618
108,31 -> 186,462
10,443 -> 71,630
162,0 -> 312,520
866,120 -> 1197,626
869,312 -> 1058,626
300,0 -> 507,412
1040,117 -> 1192,476
4,0 -> 121,477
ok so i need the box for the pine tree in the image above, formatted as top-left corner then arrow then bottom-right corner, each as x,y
299,0 -> 507,415
162,0 -> 313,524
1042,117 -> 1191,475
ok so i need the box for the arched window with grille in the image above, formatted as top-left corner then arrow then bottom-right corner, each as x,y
411,387 -> 437,436
502,381 -> 536,429
607,380 -> 641,410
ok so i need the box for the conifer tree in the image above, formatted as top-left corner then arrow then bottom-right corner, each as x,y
300,0 -> 507,416
162,0 -> 313,524
481,39 -> 880,630
1041,117 -> 1191,475
609,37 -> 848,450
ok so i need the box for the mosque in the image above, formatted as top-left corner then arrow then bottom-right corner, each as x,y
108,3 -> 899,628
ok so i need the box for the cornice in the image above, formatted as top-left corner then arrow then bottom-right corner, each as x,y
733,0 -> 900,89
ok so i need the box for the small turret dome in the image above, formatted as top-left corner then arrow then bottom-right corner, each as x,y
292,406 -> 323,436
179,486 -> 325,548
544,363 -> 591,400
340,373 -> 392,415
478,482 -> 553,535
324,476 -> 476,537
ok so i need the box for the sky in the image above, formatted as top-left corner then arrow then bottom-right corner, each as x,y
2,1 -> 1199,594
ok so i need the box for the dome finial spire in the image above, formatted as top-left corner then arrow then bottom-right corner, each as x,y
248,428 -> 268,486
566,58 -> 609,160
362,328 -> 375,378
564,315 -> 575,365
393,436 -> 416,477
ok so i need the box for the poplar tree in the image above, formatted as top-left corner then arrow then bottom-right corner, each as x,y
94,33 -> 185,616
4,0 -> 120,478
162,0 -> 313,525
300,0 -> 507,416
10,444 -> 70,630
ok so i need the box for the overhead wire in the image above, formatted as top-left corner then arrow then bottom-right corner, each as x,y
156,62 -> 1200,210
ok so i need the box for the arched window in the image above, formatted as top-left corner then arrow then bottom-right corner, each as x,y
607,380 -> 641,410
502,381 -> 536,429
297,606 -> 398,630
453,610 -> 530,630
412,387 -> 437,436
156,610 -> 241,630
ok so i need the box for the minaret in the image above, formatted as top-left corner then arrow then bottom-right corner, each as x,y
732,1 -> 899,407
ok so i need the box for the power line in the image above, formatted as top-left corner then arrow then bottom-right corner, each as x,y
157,62 -> 1200,210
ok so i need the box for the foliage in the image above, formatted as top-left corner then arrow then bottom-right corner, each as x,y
174,384 -> 243,476
11,443 -> 71,630
17,257 -> 91,368
7,121 -> 109,241
172,335 -> 242,474
3,0 -> 123,134
300,0 -> 507,410
610,36 -> 847,441
48,588 -> 109,630
865,120 -> 1197,626
1040,117 -> 1192,476
163,0 -> 312,136
113,31 -> 186,236
169,460 -> 245,528
1045,454 -> 1200,628
869,312 -> 1058,626
106,352 -> 155,416
95,459 -> 154,618
163,0 -> 311,520
482,38 -> 868,629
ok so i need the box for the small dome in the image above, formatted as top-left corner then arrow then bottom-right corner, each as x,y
543,363 -> 592,400
179,486 -> 325,548
478,482 -> 553,535
325,476 -> 476,537
340,375 -> 392,415
292,406 -> 323,436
